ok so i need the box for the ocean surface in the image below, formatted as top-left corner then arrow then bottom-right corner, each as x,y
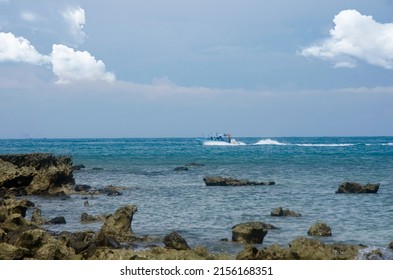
1,136 -> 393,258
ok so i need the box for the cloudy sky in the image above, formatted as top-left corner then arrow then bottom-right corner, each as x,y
1,0 -> 393,138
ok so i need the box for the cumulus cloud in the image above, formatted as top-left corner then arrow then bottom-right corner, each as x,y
51,44 -> 115,84
0,32 -> 50,64
62,7 -> 86,44
301,9 -> 393,69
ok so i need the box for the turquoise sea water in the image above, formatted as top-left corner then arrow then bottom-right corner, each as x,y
1,137 -> 393,258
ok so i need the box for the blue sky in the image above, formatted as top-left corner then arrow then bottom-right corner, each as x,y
1,0 -> 393,138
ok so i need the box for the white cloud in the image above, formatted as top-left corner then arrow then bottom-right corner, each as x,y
51,44 -> 115,84
62,7 -> 86,44
0,32 -> 50,64
301,9 -> 393,69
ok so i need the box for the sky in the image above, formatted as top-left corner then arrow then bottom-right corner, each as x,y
0,0 -> 393,138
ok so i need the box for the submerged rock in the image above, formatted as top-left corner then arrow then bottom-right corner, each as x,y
174,166 -> 189,171
271,207 -> 301,217
203,176 -> 275,186
307,222 -> 332,237
336,182 -> 380,194
47,216 -> 66,225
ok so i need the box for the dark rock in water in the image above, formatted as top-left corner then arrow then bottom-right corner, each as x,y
163,231 -> 190,250
0,153 -> 74,196
174,166 -> 189,171
74,184 -> 92,192
307,222 -> 332,236
271,207 -> 301,217
47,216 -> 66,225
72,164 -> 85,171
92,167 -> 103,171
203,176 -> 275,186
389,242 -> 393,250
232,221 -> 276,244
99,185 -> 128,196
97,205 -> 138,246
336,182 -> 380,194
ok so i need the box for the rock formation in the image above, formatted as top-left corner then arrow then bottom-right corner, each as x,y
203,176 -> 275,186
336,182 -> 380,194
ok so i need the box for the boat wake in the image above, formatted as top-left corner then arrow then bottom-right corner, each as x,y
202,140 -> 246,146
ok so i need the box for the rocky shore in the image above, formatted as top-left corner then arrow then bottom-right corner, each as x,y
1,153 -> 391,260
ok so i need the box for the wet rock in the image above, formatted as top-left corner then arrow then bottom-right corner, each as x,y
307,222 -> 332,236
0,153 -> 74,196
92,167 -> 103,171
271,207 -> 301,217
203,176 -> 275,186
174,166 -> 189,171
47,216 -> 66,225
81,212 -> 107,223
74,184 -> 92,192
99,185 -> 128,196
72,164 -> 85,171
163,231 -> 190,250
58,231 -> 97,257
336,182 -> 380,194
97,205 -> 138,246
389,242 -> 393,250
232,221 -> 275,244
185,162 -> 205,167
236,245 -> 259,260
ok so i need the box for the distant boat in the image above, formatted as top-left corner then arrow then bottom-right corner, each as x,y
197,133 -> 246,146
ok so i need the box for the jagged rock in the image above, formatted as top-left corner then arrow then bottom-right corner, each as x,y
97,205 -> 138,246
163,231 -> 190,250
81,212 -> 107,223
0,243 -> 29,260
0,153 -> 74,196
232,221 -> 276,244
271,207 -> 301,217
31,208 -> 46,225
336,182 -> 380,194
236,237 -> 359,260
0,228 -> 6,241
58,231 -> 97,257
34,239 -> 81,260
12,229 -> 50,253
203,176 -> 275,186
307,222 -> 332,236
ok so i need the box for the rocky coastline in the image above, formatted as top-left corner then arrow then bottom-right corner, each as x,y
1,153 -> 391,260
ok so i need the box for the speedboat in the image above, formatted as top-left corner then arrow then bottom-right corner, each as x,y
197,133 -> 246,146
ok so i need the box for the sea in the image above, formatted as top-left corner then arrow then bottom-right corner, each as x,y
1,136 -> 393,259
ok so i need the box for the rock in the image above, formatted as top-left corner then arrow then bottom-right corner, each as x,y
72,164 -> 85,171
99,185 -> 128,196
174,166 -> 189,171
163,231 -> 190,250
0,153 -> 74,196
97,205 -> 138,246
237,237 -> 360,260
31,208 -> 47,225
203,176 -> 275,186
389,242 -> 393,250
34,239 -> 81,260
232,221 -> 276,244
12,229 -> 50,253
271,207 -> 301,217
0,243 -> 29,260
58,231 -> 97,257
307,222 -> 332,236
336,182 -> 380,194
47,216 -> 66,225
92,167 -> 103,171
74,184 -> 92,192
81,212 -> 107,223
